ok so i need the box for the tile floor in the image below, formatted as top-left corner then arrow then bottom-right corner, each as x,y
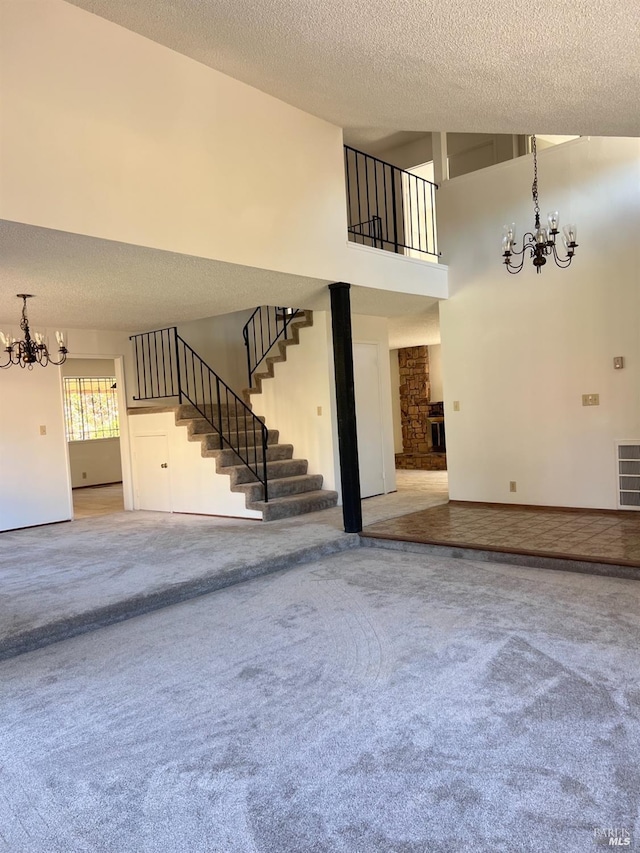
73,483 -> 124,519
363,501 -> 640,567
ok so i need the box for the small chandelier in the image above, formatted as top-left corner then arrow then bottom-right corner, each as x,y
0,294 -> 68,369
502,135 -> 578,274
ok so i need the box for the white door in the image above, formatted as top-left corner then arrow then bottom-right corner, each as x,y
353,342 -> 385,498
134,434 -> 172,511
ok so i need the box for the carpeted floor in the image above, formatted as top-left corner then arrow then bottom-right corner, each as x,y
1,547 -> 639,852
0,471 -> 449,659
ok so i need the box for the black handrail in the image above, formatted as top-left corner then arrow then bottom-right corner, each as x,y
242,306 -> 302,388
344,145 -> 438,258
130,327 -> 269,501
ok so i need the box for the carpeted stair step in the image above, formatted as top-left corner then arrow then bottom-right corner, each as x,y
178,403 -> 256,420
250,489 -> 339,521
219,457 -> 309,486
233,473 -> 324,503
177,414 -> 266,432
195,429 -> 279,451
206,444 -> 293,467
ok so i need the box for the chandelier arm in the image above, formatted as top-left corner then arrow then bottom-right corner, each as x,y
550,242 -> 574,267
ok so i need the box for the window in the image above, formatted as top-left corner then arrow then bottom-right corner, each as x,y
63,377 -> 120,441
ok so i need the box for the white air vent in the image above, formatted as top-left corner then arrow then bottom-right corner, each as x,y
617,442 -> 640,510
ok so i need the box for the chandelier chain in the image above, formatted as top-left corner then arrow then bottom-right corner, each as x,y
531,135 -> 540,225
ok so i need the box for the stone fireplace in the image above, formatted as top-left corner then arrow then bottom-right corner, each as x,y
395,346 -> 446,471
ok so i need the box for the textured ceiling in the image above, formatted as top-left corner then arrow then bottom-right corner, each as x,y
67,0 -> 640,137
0,222 -> 440,339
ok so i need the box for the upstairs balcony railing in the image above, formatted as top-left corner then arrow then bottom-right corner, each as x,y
344,145 -> 438,259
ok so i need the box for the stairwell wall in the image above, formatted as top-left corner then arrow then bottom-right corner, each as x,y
178,310 -> 254,396
250,311 -> 397,503
250,312 -> 340,496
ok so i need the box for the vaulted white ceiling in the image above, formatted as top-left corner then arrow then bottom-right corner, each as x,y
67,0 -> 640,138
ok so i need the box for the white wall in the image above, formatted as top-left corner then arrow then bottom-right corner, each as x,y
251,311 -> 397,500
128,411 -> 261,518
250,312 -> 340,494
178,310 -> 253,395
0,367 -> 72,531
389,350 -> 403,454
351,315 -> 397,494
0,0 -> 447,302
439,137 -> 640,509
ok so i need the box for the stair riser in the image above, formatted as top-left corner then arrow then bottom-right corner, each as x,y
258,492 -> 339,521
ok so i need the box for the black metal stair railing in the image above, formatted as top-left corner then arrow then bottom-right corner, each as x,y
242,306 -> 302,388
344,145 -> 438,258
130,327 -> 269,502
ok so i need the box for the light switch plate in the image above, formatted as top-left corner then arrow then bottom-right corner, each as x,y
582,394 -> 600,406
39,425 -> 47,435
453,401 -> 460,412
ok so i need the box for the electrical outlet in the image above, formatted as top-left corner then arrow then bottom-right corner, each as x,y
39,425 -> 47,435
82,472 -> 87,479
582,394 -> 600,406
317,406 -> 322,416
453,401 -> 460,412
510,481 -> 517,492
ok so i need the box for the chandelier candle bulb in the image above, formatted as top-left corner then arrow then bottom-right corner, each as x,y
0,332 -> 7,348
547,211 -> 559,232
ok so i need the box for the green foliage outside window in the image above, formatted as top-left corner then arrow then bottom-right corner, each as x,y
63,377 -> 120,441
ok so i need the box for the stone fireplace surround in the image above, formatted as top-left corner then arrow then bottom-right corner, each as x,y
395,345 -> 447,471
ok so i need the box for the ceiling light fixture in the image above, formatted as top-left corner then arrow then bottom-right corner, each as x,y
0,294 -> 68,369
502,135 -> 578,274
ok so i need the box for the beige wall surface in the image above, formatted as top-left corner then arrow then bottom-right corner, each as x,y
178,310 -> 254,396
438,136 -> 640,509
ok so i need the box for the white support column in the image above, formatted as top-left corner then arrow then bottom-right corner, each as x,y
432,132 -> 448,185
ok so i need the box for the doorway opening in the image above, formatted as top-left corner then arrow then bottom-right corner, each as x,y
62,357 -> 125,519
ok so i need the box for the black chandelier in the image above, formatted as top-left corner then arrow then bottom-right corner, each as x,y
502,135 -> 578,274
0,294 -> 68,369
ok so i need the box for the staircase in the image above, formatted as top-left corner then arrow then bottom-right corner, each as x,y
175,402 -> 337,521
129,314 -> 338,522
242,308 -> 314,403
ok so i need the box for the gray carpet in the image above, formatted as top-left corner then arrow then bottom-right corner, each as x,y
1,548 -> 638,852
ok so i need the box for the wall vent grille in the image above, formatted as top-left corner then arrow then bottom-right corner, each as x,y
617,442 -> 640,510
